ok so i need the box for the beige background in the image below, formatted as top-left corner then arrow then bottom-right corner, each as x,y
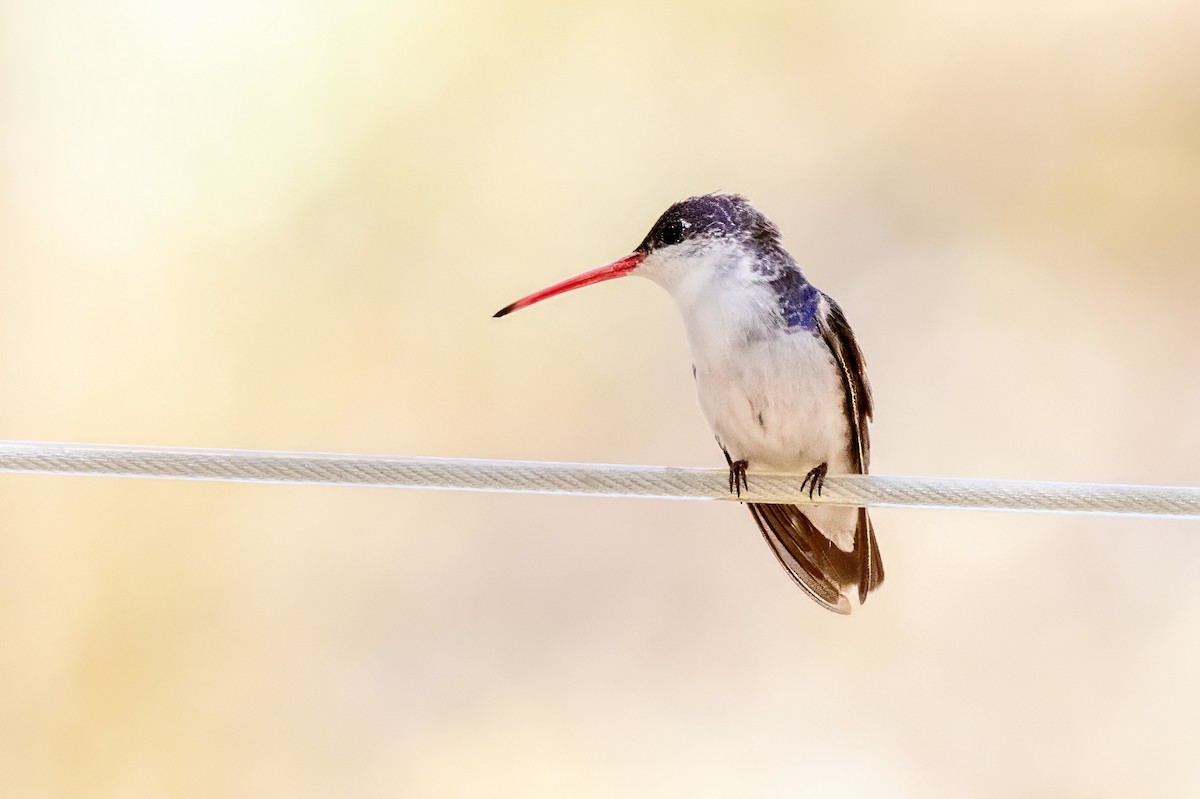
2,1 -> 1199,796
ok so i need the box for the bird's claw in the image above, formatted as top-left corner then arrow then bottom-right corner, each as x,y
799,462 -> 828,500
728,459 -> 749,498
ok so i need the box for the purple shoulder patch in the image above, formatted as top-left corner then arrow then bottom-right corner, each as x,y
773,270 -> 821,330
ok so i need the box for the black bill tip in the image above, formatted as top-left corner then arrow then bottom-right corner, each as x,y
493,303 -> 516,318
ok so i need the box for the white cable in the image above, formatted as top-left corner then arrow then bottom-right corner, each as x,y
0,440 -> 1196,519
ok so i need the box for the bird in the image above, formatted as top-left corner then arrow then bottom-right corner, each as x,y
494,193 -> 882,614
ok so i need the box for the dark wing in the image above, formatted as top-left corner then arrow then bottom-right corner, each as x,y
817,296 -> 884,602
818,296 -> 873,472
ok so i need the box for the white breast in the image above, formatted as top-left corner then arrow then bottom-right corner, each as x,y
648,250 -> 843,466
690,315 -> 851,473
638,241 -> 860,551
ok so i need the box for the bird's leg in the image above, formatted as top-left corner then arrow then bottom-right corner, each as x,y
720,446 -> 749,498
728,460 -> 749,497
799,462 -> 828,500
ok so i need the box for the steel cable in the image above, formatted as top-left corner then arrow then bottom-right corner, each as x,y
0,441 -> 1196,518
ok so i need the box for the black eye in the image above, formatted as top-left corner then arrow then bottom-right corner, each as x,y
660,218 -> 684,246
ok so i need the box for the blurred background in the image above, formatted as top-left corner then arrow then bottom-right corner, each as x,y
2,0 -> 1199,796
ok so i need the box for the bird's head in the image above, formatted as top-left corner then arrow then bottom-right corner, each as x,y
493,193 -> 781,317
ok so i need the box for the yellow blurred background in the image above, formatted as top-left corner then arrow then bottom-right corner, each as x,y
2,1 -> 1199,796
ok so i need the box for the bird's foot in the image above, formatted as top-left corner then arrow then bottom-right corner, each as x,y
728,459 -> 749,498
799,462 -> 828,500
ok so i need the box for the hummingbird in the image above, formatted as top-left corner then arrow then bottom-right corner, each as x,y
494,194 -> 883,614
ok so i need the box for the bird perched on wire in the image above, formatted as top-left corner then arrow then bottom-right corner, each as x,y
494,194 -> 882,614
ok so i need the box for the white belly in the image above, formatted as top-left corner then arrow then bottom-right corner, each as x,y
692,329 -> 852,474
647,251 -> 861,552
693,329 -> 859,551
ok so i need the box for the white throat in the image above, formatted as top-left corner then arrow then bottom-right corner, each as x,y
637,239 -> 781,366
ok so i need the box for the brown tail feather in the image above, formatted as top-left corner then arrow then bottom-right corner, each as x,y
748,503 -> 884,614
856,509 -> 885,604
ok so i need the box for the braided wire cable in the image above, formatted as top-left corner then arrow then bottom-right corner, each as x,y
0,441 -> 1197,518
